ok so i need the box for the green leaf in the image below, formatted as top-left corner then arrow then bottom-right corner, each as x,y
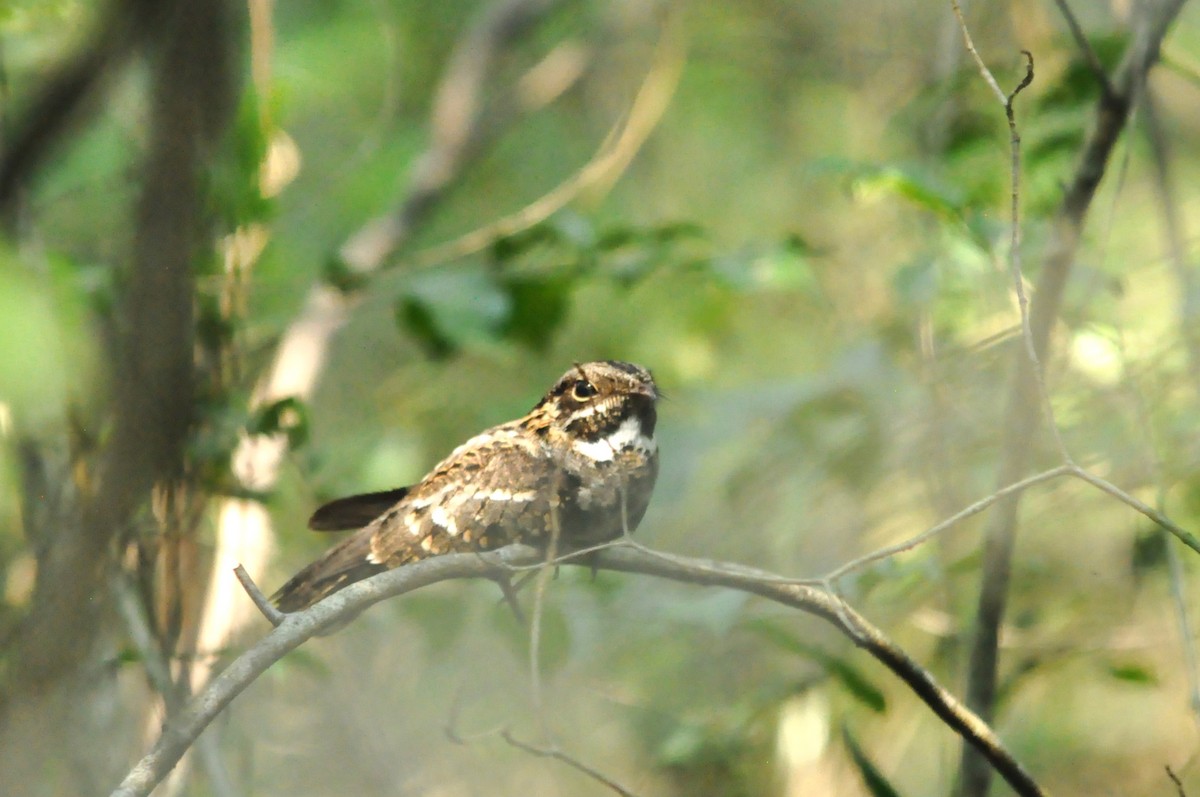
396,295 -> 458,359
657,722 -> 710,766
849,164 -> 963,221
494,273 -> 572,351
1107,662 -> 1158,686
491,223 -> 563,264
114,647 -> 143,666
249,396 -> 310,448
842,725 -> 905,797
206,88 -> 274,228
1130,527 -> 1168,577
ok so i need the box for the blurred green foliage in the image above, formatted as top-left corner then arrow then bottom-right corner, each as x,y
1,1 -> 1200,796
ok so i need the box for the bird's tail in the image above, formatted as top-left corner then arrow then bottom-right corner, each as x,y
272,529 -> 386,612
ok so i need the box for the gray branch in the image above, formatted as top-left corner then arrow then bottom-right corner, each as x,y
110,543 -> 1045,797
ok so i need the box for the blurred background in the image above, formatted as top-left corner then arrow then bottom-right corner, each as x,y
0,0 -> 1198,795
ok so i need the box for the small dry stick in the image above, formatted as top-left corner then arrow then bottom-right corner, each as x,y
233,564 -> 286,627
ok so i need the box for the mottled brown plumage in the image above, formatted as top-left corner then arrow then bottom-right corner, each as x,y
272,361 -> 659,612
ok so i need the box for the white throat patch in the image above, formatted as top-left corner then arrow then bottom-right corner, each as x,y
571,416 -> 656,463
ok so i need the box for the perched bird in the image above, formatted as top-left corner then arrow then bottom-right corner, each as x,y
272,360 -> 660,612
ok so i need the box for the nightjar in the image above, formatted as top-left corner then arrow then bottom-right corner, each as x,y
273,360 -> 659,611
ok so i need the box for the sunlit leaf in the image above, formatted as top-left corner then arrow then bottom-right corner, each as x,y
850,164 -> 963,221
1107,662 -> 1158,686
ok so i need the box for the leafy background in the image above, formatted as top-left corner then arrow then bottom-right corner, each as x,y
1,0 -> 1199,795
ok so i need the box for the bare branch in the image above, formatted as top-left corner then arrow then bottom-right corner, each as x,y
109,544 -> 1045,797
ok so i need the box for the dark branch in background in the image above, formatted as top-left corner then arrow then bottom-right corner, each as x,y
102,0 -> 235,533
0,0 -> 236,788
5,0 -> 234,693
110,544 -> 1047,797
1049,0 -> 1116,100
956,2 -> 1187,795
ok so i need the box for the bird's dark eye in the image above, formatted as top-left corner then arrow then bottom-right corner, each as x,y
571,380 -> 597,400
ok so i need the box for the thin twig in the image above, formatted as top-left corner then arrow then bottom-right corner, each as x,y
1065,466 -> 1200,554
501,730 -> 642,797
1166,764 -> 1187,797
949,0 -> 1006,104
825,465 -> 1073,582
233,564 -> 285,627
1166,768 -> 1185,797
1165,522 -> 1200,723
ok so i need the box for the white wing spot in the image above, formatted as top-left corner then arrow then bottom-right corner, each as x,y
485,489 -> 536,502
430,503 -> 459,536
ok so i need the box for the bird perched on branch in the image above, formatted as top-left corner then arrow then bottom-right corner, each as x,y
272,360 -> 660,612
